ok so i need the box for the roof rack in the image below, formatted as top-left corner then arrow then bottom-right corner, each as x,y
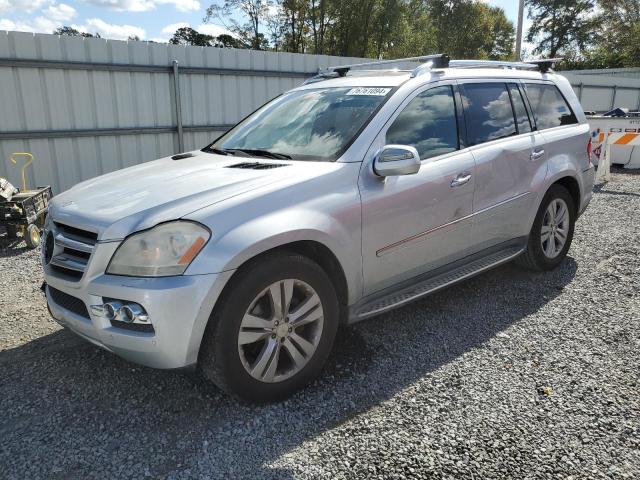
305,54 -> 450,84
304,55 -> 562,84
526,58 -> 563,73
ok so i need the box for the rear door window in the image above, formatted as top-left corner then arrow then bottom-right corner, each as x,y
508,83 -> 532,134
524,83 -> 578,130
460,83 -> 517,146
386,85 -> 459,160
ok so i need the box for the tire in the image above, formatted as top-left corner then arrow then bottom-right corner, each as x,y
198,251 -> 340,402
518,184 -> 576,271
5,224 -> 19,238
25,224 -> 41,249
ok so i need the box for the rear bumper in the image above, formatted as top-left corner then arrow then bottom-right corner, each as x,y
578,166 -> 595,217
45,270 -> 234,369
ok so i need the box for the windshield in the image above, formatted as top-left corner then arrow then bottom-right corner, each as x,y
208,87 -> 393,161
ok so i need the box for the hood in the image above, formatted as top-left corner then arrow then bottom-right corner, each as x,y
50,152 -> 293,240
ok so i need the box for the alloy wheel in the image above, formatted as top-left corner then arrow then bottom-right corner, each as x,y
237,279 -> 324,383
540,198 -> 569,259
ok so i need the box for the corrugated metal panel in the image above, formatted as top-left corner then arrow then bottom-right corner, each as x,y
563,71 -> 640,113
0,31 -> 370,193
564,68 -> 640,79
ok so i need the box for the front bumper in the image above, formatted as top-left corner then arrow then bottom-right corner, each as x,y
45,268 -> 234,369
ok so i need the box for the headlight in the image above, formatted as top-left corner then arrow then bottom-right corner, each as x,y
107,221 -> 210,277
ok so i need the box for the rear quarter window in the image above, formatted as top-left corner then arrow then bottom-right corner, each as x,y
524,83 -> 578,130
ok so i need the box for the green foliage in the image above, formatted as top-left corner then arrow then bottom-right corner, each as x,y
53,26 -> 100,38
169,27 -> 246,48
204,0 -> 272,49
525,0 -> 601,58
526,0 -> 638,69
589,0 -> 640,67
204,0 -> 514,59
170,27 -> 215,46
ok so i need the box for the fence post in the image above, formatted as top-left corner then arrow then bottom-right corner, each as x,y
172,59 -> 184,153
609,85 -> 617,111
577,82 -> 583,102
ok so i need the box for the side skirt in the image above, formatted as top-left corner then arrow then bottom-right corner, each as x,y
348,240 -> 526,323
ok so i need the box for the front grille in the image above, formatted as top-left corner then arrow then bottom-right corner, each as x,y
54,222 -> 98,244
48,287 -> 90,319
47,223 -> 97,281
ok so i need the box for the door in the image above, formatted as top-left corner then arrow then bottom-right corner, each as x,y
359,83 -> 476,295
459,81 -> 547,250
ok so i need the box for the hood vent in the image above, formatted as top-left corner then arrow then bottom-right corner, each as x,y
171,153 -> 194,160
226,162 -> 290,170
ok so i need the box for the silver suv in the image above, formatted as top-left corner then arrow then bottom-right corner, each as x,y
42,55 -> 595,401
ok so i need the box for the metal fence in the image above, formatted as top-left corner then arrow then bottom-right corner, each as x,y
563,71 -> 640,113
0,31 -> 367,193
1,30 -> 639,193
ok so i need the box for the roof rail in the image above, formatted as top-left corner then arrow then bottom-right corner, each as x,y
311,54 -> 450,80
446,58 -> 563,73
448,59 -> 537,70
303,55 -> 562,84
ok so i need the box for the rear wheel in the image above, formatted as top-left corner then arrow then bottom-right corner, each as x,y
199,252 -> 339,402
518,184 -> 575,271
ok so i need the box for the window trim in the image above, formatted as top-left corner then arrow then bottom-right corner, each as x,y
458,81 -> 519,147
506,82 -> 533,135
517,80 -> 538,131
521,80 -> 579,132
382,82 -> 461,161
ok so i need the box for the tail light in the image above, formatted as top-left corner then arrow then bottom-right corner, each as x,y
587,136 -> 593,167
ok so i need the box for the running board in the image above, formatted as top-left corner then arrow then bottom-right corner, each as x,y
349,246 -> 524,322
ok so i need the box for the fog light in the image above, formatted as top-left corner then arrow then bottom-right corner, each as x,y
104,302 -> 123,320
119,304 -> 149,324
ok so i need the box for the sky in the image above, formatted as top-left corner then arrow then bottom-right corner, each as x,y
0,0 -> 533,48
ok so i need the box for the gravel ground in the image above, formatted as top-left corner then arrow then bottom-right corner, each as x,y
1,169 -> 639,479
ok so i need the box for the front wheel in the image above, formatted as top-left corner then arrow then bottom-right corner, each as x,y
199,252 -> 339,402
25,224 -> 41,249
518,184 -> 576,271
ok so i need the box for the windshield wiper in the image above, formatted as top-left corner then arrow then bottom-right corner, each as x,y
202,146 -> 236,156
224,148 -> 292,160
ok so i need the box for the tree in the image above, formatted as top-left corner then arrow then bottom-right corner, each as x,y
204,0 -> 272,50
525,0 -> 601,58
53,26 -> 100,38
199,0 -> 515,59
426,1 -> 514,60
589,0 -> 640,67
128,35 -> 141,42
170,27 -> 216,46
215,33 -> 246,48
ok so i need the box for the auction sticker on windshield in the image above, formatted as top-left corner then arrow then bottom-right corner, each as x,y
346,87 -> 391,96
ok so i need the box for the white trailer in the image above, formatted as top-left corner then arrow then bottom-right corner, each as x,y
588,115 -> 640,168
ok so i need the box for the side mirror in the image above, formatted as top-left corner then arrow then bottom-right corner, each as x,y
373,145 -> 421,177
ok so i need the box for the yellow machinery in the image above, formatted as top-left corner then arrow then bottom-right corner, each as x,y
0,153 -> 52,249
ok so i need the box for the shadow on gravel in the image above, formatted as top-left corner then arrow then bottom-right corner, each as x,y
0,257 -> 578,479
593,185 -> 640,198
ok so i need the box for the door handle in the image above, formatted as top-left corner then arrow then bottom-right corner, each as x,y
451,172 -> 472,187
530,148 -> 545,161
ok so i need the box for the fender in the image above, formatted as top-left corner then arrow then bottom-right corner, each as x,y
184,175 -> 364,305
526,166 -> 582,234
